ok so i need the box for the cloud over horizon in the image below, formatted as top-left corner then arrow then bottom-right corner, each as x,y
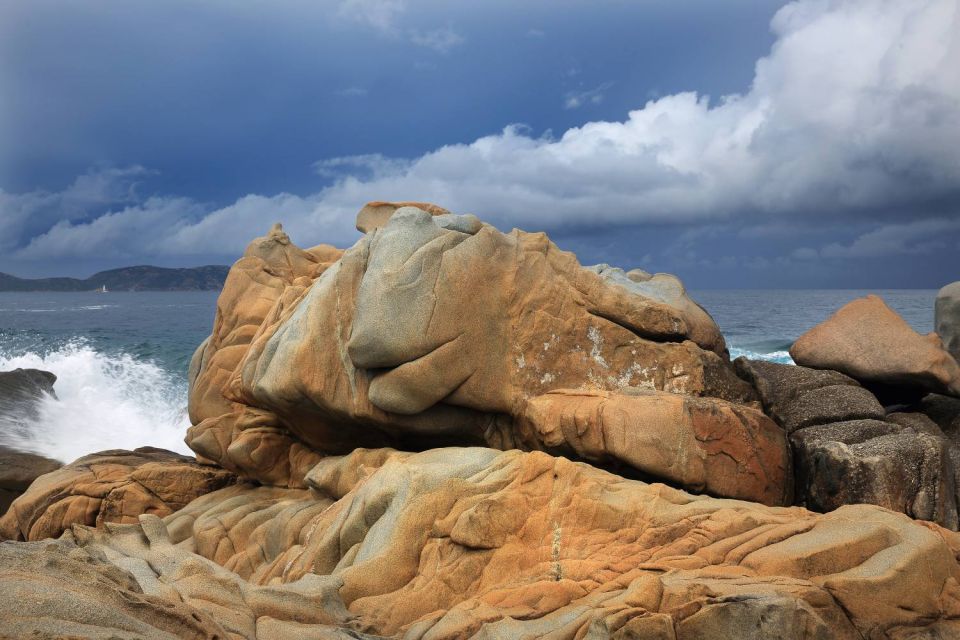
2,0 -> 958,286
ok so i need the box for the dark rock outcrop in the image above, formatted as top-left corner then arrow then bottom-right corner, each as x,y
738,357 -> 960,528
0,446 -> 61,515
937,281 -> 960,361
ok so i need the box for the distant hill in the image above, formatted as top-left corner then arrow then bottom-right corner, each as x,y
0,265 -> 230,292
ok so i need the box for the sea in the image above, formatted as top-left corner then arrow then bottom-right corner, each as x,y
0,289 -> 939,463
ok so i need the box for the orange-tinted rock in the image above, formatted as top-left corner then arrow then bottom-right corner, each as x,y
186,210 -> 758,493
517,388 -> 789,505
355,200 -> 451,233
9,446 -> 954,639
0,447 -> 235,541
790,295 -> 960,398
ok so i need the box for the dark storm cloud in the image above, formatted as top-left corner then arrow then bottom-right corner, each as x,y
1,0 -> 958,287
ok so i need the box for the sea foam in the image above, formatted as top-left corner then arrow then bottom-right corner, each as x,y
0,340 -> 191,462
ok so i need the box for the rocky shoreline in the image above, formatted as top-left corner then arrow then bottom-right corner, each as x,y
1,202 -> 959,639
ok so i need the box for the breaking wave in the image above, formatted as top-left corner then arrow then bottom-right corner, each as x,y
728,347 -> 794,365
0,340 -> 191,462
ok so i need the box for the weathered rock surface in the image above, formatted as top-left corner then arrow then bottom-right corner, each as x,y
736,355 -> 884,433
0,447 -> 235,541
792,418 -> 960,529
517,388 -> 789,505
4,213 -> 958,639
737,358 -> 960,528
4,447 -> 960,639
790,294 -> 960,399
0,445 -> 61,514
938,281 -> 960,361
187,208 -> 768,501
0,537 -> 227,639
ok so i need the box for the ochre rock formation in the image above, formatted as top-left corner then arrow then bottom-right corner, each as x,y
0,447 -> 235,541
791,295 -> 960,399
3,207 -> 960,639
187,206 -> 768,501
4,447 -> 960,639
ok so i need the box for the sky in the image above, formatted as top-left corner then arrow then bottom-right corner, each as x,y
1,0 -> 958,288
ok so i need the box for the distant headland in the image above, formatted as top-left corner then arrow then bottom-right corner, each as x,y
0,265 -> 230,292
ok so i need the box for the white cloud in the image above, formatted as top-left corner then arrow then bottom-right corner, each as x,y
409,26 -> 464,53
338,0 -> 405,34
564,82 -> 614,110
5,0 -> 960,264
335,86 -> 369,97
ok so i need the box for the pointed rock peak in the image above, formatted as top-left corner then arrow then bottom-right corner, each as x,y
267,222 -> 290,245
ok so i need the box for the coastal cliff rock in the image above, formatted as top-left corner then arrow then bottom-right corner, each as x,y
0,447 -> 235,541
790,295 -> 960,400
3,207 -> 960,639
187,206 -> 769,501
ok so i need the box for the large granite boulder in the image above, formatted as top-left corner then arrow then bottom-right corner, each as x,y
737,357 -> 960,528
790,295 -> 960,400
4,447 -> 960,639
735,358 -> 884,433
186,207 -> 782,503
938,281 -> 960,362
0,447 -> 235,541
0,446 -> 61,515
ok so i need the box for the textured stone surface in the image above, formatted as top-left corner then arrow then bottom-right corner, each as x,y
6,447 -> 960,639
791,419 -> 960,529
187,210 -> 758,494
734,358 -> 863,430
938,281 -> 960,362
0,447 -> 235,541
0,445 -> 61,514
0,537 -> 226,639
516,388 -> 789,505
790,295 -> 960,398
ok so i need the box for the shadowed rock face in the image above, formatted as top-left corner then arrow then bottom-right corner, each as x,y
186,207 -> 780,503
938,281 -> 960,362
737,358 -> 960,529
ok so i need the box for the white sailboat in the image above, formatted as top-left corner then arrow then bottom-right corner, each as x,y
96,284 -> 108,293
